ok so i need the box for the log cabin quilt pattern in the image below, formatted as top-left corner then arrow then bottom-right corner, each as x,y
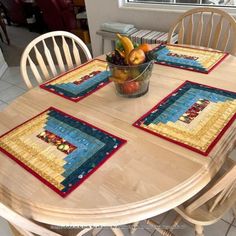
40,59 -> 110,102
0,107 -> 126,197
133,81 -> 236,156
148,44 -> 228,73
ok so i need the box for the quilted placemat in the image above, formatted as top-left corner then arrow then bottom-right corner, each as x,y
40,59 -> 110,102
148,44 -> 228,73
0,107 -> 126,197
133,81 -> 236,156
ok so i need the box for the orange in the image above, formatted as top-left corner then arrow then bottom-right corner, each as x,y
138,43 -> 152,53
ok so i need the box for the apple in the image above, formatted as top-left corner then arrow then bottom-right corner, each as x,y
122,81 -> 140,94
128,48 -> 146,65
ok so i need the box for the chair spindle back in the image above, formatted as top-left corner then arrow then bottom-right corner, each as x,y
20,31 -> 92,89
168,7 -> 236,55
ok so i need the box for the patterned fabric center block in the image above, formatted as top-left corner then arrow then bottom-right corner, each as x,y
40,59 -> 110,102
133,81 -> 236,156
178,99 -> 210,124
148,44 -> 228,73
0,107 -> 126,197
37,130 -> 77,154
167,52 -> 199,61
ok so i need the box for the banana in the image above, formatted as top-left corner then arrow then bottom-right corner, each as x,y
115,48 -> 126,58
116,33 -> 134,64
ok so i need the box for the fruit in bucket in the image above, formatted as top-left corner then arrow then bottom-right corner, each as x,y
106,34 -> 151,66
113,67 -> 129,81
106,34 -> 153,98
138,43 -> 152,53
122,81 -> 140,94
128,48 -> 146,65
116,33 -> 134,64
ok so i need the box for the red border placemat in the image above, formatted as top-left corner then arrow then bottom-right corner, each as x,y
40,59 -> 110,102
133,81 -> 236,156
148,44 -> 228,74
0,107 -> 127,197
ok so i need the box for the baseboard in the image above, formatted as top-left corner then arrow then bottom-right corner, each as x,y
0,62 -> 8,78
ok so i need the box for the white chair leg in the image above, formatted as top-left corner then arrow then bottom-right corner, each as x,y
76,228 -> 92,236
130,221 -> 139,234
171,215 -> 182,228
232,204 -> 236,218
111,228 -> 124,236
92,228 -> 103,236
195,225 -> 204,236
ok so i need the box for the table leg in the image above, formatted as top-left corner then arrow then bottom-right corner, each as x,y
130,221 -> 139,234
195,225 -> 204,236
146,219 -> 175,236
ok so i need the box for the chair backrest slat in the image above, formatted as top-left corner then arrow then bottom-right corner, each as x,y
28,56 -> 43,84
221,24 -> 231,51
62,36 -> 73,69
21,31 -> 92,89
220,180 -> 236,204
204,12 -> 214,48
178,19 -> 185,44
168,7 -> 236,55
212,16 -> 224,49
72,39 -> 81,66
209,182 -> 232,212
21,62 -> 33,89
195,12 -> 203,46
42,39 -> 57,76
52,36 -> 66,73
186,14 -> 194,45
34,45 -> 50,80
186,165 -> 236,213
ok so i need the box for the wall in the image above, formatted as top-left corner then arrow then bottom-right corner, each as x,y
85,0 -> 181,56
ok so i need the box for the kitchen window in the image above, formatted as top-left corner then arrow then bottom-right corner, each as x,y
119,0 -> 236,14
127,0 -> 236,7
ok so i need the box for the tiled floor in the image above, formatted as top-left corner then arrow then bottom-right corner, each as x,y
0,67 -> 236,236
0,66 -> 27,109
2,209 -> 236,236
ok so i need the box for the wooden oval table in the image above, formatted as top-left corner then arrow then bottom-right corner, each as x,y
0,53 -> 236,229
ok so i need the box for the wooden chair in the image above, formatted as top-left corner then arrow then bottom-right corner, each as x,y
146,158 -> 236,236
0,13 -> 10,44
20,31 -> 92,89
168,7 -> 236,55
0,202 -> 125,236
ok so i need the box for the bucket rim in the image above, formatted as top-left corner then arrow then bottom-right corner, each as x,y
107,60 -> 154,68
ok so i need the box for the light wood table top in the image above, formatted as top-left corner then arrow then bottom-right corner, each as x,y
0,54 -> 236,227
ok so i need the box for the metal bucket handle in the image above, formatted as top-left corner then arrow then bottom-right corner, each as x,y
107,60 -> 154,83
